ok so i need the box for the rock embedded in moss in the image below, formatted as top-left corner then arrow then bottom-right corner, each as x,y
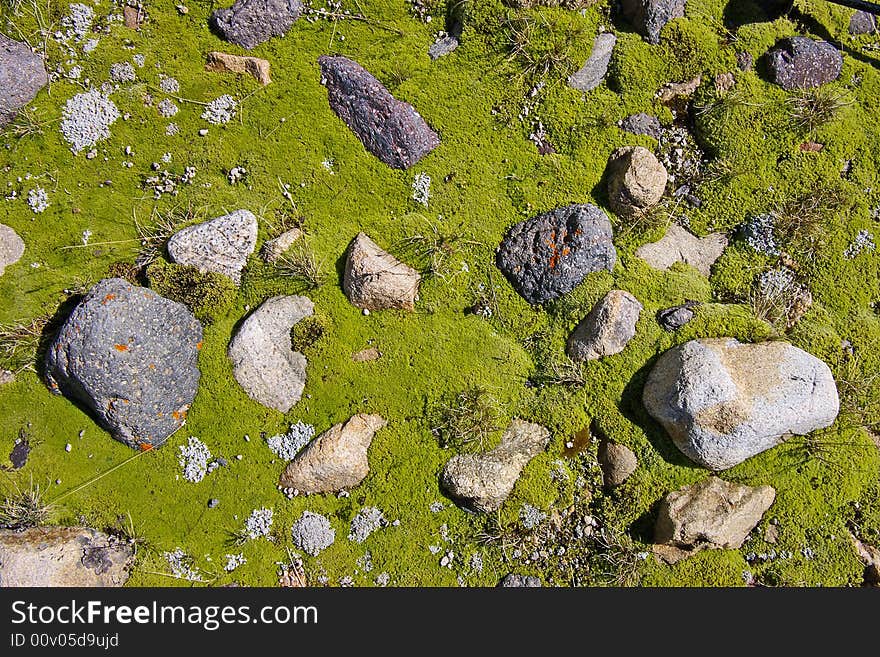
45,278 -> 203,449
228,295 -> 313,413
598,439 -> 638,488
279,414 -> 387,493
0,223 -> 25,277
656,302 -> 696,331
261,226 -> 302,263
850,11 -> 876,35
318,55 -> 440,169
635,224 -> 727,277
619,113 -> 662,140
205,51 -> 271,85
343,232 -> 421,311
643,338 -> 840,470
498,573 -> 542,587
766,38 -> 842,90
0,526 -> 134,586
496,204 -> 616,305
567,290 -> 642,361
606,146 -> 668,219
166,209 -> 257,285
568,32 -> 616,92
620,0 -> 686,45
210,0 -> 303,50
440,419 -> 550,513
0,35 -> 48,126
653,477 -> 776,564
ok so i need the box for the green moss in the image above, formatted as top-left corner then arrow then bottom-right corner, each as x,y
145,260 -> 237,324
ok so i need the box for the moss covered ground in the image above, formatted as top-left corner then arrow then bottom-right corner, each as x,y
0,0 -> 878,586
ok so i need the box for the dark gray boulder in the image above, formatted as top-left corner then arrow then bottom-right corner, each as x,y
319,55 -> 440,170
766,38 -> 842,90
619,113 -> 662,140
849,11 -> 876,35
657,301 -> 697,331
499,573 -> 542,587
496,204 -> 616,305
210,0 -> 303,50
620,0 -> 687,44
568,32 -> 616,92
0,35 -> 48,126
45,278 -> 203,449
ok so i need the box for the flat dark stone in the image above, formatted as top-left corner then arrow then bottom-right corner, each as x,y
766,37 -> 842,90
657,302 -> 698,331
9,439 -> 30,470
319,55 -> 440,170
620,113 -> 662,140
210,0 -> 303,50
0,35 -> 48,127
496,204 -> 616,305
620,0 -> 687,44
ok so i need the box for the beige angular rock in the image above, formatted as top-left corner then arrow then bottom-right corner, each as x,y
343,232 -> 420,311
635,224 -> 728,277
261,227 -> 303,263
606,146 -> 668,218
206,51 -> 271,85
653,477 -> 776,564
352,347 -> 381,363
598,439 -> 638,488
279,414 -> 386,493
0,223 -> 25,276
440,419 -> 550,513
0,526 -> 133,587
567,289 -> 642,361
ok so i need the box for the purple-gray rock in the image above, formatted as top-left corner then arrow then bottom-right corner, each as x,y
210,0 -> 303,50
568,32 -> 616,92
0,35 -> 48,126
766,38 -> 842,90
45,278 -> 203,450
499,573 -> 542,587
657,301 -> 697,331
619,113 -> 662,140
319,55 -> 440,170
850,10 -> 876,35
620,0 -> 687,44
496,204 -> 616,305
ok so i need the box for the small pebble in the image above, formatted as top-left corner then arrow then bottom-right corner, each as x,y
208,498 -> 219,508
55,479 -> 61,485
362,308 -> 370,316
198,128 -> 208,136
235,454 -> 243,460
65,443 -> 72,453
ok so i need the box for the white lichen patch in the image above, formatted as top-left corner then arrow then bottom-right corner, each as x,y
60,90 -> 120,154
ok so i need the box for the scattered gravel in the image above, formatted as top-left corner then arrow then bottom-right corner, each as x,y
266,421 -> 315,460
291,511 -> 335,556
224,553 -> 246,572
201,95 -> 237,124
178,436 -> 212,483
844,229 -> 875,259
375,572 -> 390,586
429,501 -> 445,513
110,62 -> 136,83
245,507 -> 274,539
163,547 -> 202,581
348,507 -> 385,544
411,172 -> 430,206
60,90 -> 120,154
519,504 -> 546,530
157,99 -> 179,118
27,188 -> 49,214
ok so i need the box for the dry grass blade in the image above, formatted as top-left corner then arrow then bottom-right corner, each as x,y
589,527 -> 644,586
397,218 -> 481,280
0,316 -> 48,373
432,387 -> 502,451
0,476 -> 53,530
503,13 -> 583,83
771,186 -> 848,245
786,87 -> 854,133
273,241 -> 326,290
134,206 -> 191,267
531,354 -> 586,389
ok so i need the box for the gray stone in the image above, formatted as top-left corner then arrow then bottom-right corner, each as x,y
598,440 -> 638,488
45,278 -> 202,449
766,38 -> 842,91
619,113 -> 662,140
606,146 -> 668,219
228,295 -> 313,413
279,414 -> 387,493
319,56 -> 440,170
635,224 -> 727,277
429,21 -> 461,60
736,51 -> 753,72
849,10 -> 876,35
653,477 -> 775,563
0,526 -> 133,586
343,233 -> 421,311
210,0 -> 303,50
643,338 -> 840,470
440,419 -> 550,513
167,209 -> 257,285
567,289 -> 642,361
0,35 -> 48,126
620,0 -> 687,44
499,573 -> 542,587
496,204 -> 616,305
568,32 -> 616,92
0,370 -> 13,386
0,223 -> 25,276
657,302 -> 697,331
261,227 -> 302,263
